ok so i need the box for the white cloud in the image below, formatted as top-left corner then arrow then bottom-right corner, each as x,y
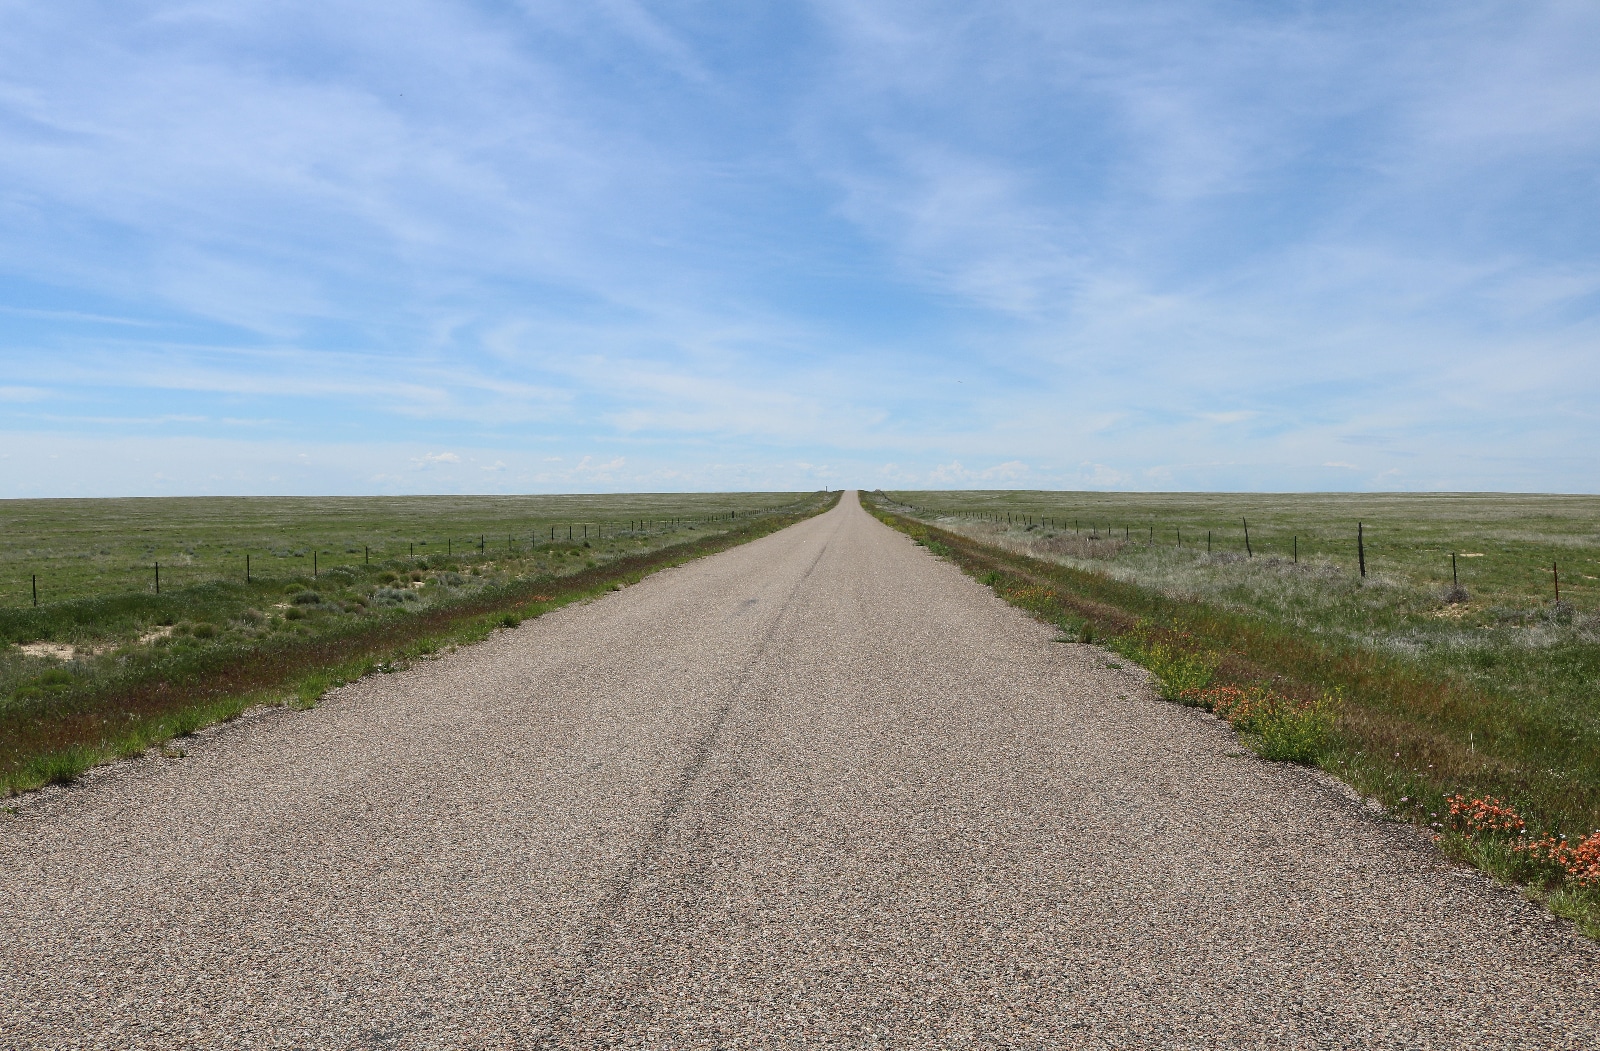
0,2 -> 1596,495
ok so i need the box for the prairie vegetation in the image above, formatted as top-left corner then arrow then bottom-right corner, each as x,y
869,490 -> 1600,936
1,491 -> 835,794
1,492 -> 808,606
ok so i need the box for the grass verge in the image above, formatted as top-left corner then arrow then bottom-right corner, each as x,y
4,492 -> 839,796
866,495 -> 1600,938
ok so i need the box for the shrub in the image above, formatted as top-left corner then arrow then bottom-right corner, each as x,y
377,571 -> 399,584
190,623 -> 218,640
284,608 -> 305,621
370,587 -> 418,607
291,591 -> 321,605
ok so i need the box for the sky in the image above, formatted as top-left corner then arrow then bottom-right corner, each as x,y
2,1 -> 1598,496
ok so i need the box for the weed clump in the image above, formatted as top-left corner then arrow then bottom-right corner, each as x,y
1438,793 -> 1600,934
370,587 -> 418,607
1168,683 -> 1342,764
1108,622 -> 1340,764
19,744 -> 99,787
1109,626 -> 1219,701
11,668 -> 76,704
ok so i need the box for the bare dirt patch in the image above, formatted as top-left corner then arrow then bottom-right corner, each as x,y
17,642 -> 76,660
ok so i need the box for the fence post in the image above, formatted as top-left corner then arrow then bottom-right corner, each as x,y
1358,523 -> 1366,578
1243,518 -> 1252,558
247,554 -> 251,583
1293,536 -> 1298,564
1554,561 -> 1561,605
155,562 -> 160,595
1452,552 -> 1458,587
313,551 -> 318,579
32,574 -> 37,607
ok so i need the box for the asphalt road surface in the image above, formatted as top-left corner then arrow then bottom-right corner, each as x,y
4,492 -> 1598,1049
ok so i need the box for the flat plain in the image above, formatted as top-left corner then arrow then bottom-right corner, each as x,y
884,490 -> 1600,610
4,492 -> 1597,1048
0,492 -> 827,793
0,492 -> 812,607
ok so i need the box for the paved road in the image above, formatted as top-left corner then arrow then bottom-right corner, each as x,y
3,492 -> 1597,1049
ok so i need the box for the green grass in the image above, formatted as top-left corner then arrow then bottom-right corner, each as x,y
2,491 -> 837,794
886,489 -> 1600,609
1,492 -> 810,607
868,491 -> 1600,935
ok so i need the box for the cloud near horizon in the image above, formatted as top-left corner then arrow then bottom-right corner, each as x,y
2,1 -> 1597,496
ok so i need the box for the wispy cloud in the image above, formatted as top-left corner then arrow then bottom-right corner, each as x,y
1,1 -> 1596,494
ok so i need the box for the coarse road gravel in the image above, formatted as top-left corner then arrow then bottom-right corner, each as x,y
3,492 -> 1597,1049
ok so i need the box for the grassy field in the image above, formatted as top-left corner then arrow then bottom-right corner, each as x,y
1,492 -> 809,608
885,491 -> 1600,609
1,491 -> 834,795
872,490 -> 1600,934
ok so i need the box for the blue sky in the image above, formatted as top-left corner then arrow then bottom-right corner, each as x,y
2,1 -> 1598,496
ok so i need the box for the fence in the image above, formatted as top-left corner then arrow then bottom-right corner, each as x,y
903,502 -> 1592,609
7,505 -> 790,610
